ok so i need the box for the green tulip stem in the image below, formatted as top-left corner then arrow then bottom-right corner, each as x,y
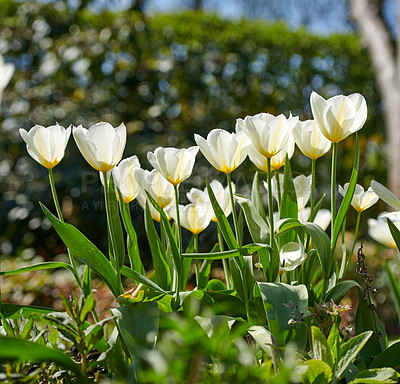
341,211 -> 361,280
266,157 -> 274,247
103,172 -> 122,295
331,143 -> 338,239
174,184 -> 182,255
194,233 -> 200,286
310,159 -> 316,221
275,170 -> 282,209
217,224 -> 232,289
48,168 -> 81,287
227,172 -> 241,246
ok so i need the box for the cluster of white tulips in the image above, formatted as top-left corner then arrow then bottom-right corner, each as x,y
19,88 -> 400,283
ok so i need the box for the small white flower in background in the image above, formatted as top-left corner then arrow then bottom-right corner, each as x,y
236,112 -> 298,158
310,91 -> 367,143
73,122 -> 126,172
187,180 -> 234,222
147,146 -> 199,185
166,202 -> 213,234
0,54 -> 14,103
194,129 -> 251,174
248,134 -> 295,172
19,123 -> 71,169
112,156 -> 141,204
263,174 -> 311,212
136,191 -> 173,222
292,119 -> 331,160
298,207 -> 331,231
279,242 -> 307,272
338,183 -> 379,212
368,212 -> 400,249
133,168 -> 174,209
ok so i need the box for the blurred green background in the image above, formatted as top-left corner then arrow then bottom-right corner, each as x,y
0,0 -> 397,332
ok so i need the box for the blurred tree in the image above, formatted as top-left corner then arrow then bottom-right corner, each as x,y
349,0 -> 400,197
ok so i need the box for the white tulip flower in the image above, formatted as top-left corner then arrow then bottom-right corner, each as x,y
368,212 -> 400,249
293,119 -> 331,160
73,122 -> 126,172
187,180 -> 234,222
279,242 -> 307,272
166,202 -> 213,234
19,123 -> 71,169
338,183 -> 379,213
0,54 -> 14,103
263,174 -> 311,212
236,113 -> 298,158
137,191 -> 173,222
310,91 -> 367,143
298,207 -> 331,231
147,146 -> 199,185
248,133 -> 295,172
194,129 -> 251,174
133,168 -> 175,209
112,156 -> 141,204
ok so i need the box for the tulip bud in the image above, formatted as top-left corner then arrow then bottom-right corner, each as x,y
19,123 -> 71,169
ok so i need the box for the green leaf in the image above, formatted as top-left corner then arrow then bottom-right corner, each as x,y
82,264 -> 91,298
251,171 -> 267,220
111,302 -> 159,360
235,194 -> 269,243
370,341 -> 400,369
40,203 -> 120,298
144,201 -> 170,290
355,288 -> 388,367
146,192 -> 181,275
106,175 -> 126,271
206,179 -> 239,250
0,336 -> 87,383
349,368 -> 399,383
335,331 -> 372,381
0,261 -> 80,285
257,282 -> 308,345
324,280 -> 362,303
119,197 -> 144,274
371,180 -> 400,211
248,325 -> 277,359
279,156 -> 298,247
198,259 -> 212,290
311,326 -> 334,367
302,359 -> 333,384
328,323 -> 340,364
332,134 -> 359,250
120,265 -> 167,294
385,260 -> 400,320
303,222 -> 331,279
1,304 -> 59,319
387,219 -> 400,250
194,315 -> 236,338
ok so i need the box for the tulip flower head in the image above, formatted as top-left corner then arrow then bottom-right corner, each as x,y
279,242 -> 307,272
298,207 -> 331,231
194,129 -> 251,174
112,156 -> 141,204
137,191 -> 173,222
248,133 -> 295,172
19,123 -> 71,169
368,212 -> 400,249
187,180 -> 234,222
338,183 -> 379,213
264,174 -> 311,212
0,54 -> 14,103
147,146 -> 199,185
236,113 -> 298,159
133,168 -> 175,209
310,91 -> 367,143
166,202 -> 213,234
73,122 -> 126,172
293,119 -> 331,160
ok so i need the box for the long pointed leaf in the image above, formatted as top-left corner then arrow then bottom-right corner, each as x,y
40,203 -> 120,297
